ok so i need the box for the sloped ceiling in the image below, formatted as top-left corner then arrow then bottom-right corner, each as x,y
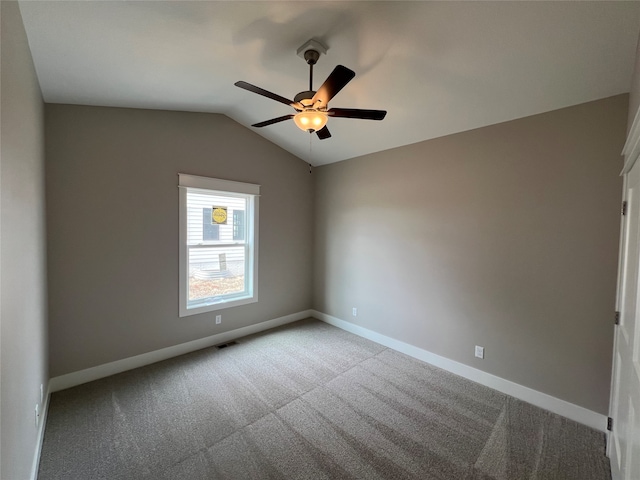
18,1 -> 640,166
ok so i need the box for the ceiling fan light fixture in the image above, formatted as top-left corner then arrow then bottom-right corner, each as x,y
293,110 -> 328,132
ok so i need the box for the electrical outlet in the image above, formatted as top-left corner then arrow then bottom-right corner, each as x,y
352,307 -> 357,317
215,315 -> 222,325
475,345 -> 485,359
35,404 -> 39,426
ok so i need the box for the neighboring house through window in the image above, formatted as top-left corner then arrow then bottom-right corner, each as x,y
233,210 -> 245,241
202,208 -> 220,241
178,173 -> 259,316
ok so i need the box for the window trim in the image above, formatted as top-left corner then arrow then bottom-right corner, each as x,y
178,173 -> 260,317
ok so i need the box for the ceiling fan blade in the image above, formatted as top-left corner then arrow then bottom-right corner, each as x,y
311,65 -> 355,108
252,115 -> 294,128
316,126 -> 331,140
328,108 -> 387,120
235,81 -> 297,107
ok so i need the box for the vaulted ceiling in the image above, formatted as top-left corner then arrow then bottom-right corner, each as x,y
18,1 -> 640,165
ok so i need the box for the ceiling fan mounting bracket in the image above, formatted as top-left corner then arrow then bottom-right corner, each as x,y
304,50 -> 320,66
296,39 -> 328,64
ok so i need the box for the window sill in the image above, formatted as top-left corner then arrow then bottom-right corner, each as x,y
179,295 -> 258,317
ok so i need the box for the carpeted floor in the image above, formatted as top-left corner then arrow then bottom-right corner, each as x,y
38,318 -> 611,480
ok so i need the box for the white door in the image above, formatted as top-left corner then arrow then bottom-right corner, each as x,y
609,123 -> 640,480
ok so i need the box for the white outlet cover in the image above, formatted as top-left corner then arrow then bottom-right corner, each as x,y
215,315 -> 221,324
352,308 -> 357,317
475,346 -> 485,359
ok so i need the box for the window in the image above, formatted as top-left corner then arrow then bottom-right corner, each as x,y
202,208 -> 220,241
179,174 -> 259,316
233,210 -> 245,241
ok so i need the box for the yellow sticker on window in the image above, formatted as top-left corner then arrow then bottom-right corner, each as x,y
212,206 -> 227,225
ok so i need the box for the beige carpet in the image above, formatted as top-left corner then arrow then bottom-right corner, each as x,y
38,318 -> 610,479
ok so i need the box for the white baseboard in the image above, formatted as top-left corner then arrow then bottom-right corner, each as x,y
49,310 -> 312,393
30,382 -> 50,480
312,310 -> 607,433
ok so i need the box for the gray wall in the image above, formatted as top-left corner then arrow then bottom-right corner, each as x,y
1,2 -> 49,479
45,105 -> 314,377
313,95 -> 627,414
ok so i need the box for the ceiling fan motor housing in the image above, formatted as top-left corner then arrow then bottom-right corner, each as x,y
294,90 -> 317,108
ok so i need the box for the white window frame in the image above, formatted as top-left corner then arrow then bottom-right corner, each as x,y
178,173 -> 259,317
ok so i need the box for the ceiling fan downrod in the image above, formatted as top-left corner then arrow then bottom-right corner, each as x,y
304,49 -> 320,92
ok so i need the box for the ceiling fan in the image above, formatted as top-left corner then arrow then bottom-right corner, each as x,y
234,40 -> 387,140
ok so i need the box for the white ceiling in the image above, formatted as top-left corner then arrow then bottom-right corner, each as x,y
18,1 -> 640,166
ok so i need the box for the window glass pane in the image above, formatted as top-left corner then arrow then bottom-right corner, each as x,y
186,192 -> 247,245
188,246 -> 246,301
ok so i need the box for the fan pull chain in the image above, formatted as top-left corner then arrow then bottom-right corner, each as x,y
309,132 -> 313,174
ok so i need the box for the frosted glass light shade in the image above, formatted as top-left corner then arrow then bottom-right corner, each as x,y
294,111 -> 328,132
